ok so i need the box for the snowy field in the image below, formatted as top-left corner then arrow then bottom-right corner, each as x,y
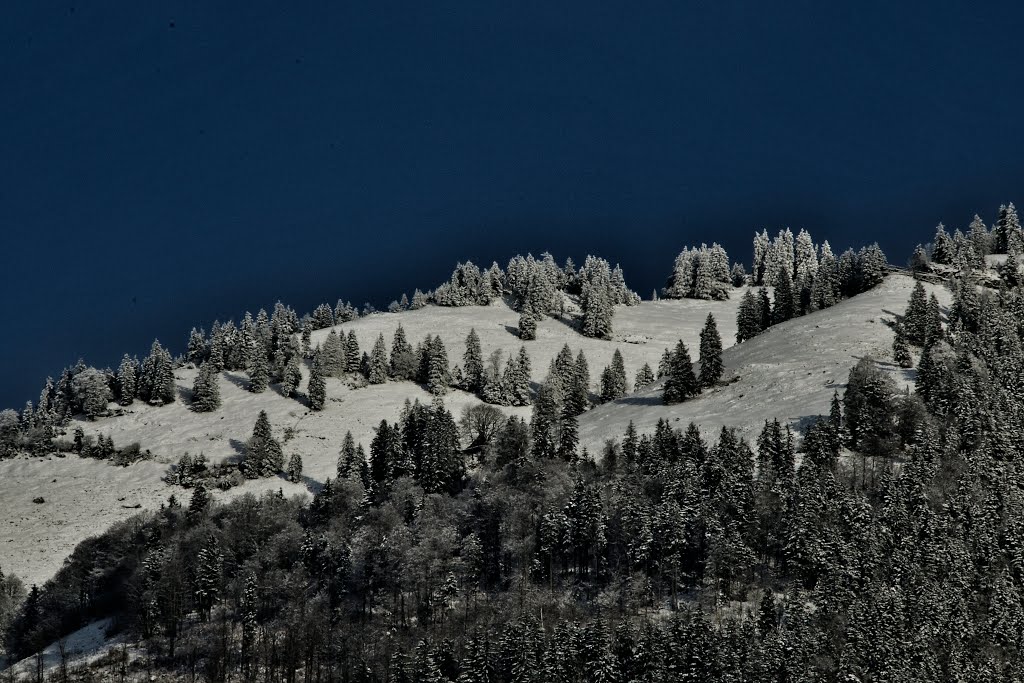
0,276 -> 951,591
1,291 -> 749,589
578,274 -> 951,450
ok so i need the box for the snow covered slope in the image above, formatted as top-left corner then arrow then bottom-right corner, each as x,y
1,292 -> 750,589
0,276 -> 951,590
577,273 -> 950,451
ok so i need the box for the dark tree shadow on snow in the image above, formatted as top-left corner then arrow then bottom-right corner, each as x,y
223,371 -> 250,391
227,438 -> 247,460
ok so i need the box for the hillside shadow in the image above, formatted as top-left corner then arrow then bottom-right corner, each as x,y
277,472 -> 324,494
792,414 -> 827,435
228,438 -> 247,459
503,324 -> 524,338
177,385 -> 194,404
223,372 -> 250,391
547,314 -> 582,336
615,394 -> 663,407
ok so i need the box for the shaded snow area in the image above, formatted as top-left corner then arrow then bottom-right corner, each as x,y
578,274 -> 951,451
1,618 -> 128,679
1,292 -> 750,589
0,456 -> 179,591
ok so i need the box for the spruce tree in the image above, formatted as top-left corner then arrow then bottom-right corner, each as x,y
281,356 -> 303,398
599,350 -> 627,402
758,287 -> 773,331
308,356 -> 327,411
698,313 -> 724,387
368,333 -> 389,384
736,290 -> 762,343
321,330 -> 345,376
581,278 -> 613,339
995,203 -> 1023,254
244,410 -> 283,478
892,322 -> 912,368
191,362 -> 221,412
390,324 -> 416,380
558,404 -> 579,461
663,340 -> 699,404
300,322 -> 312,357
564,350 -> 589,414
337,431 -> 361,479
285,453 -> 303,482
772,268 -> 796,324
463,328 -> 485,393
248,344 -> 269,393
425,336 -> 451,396
116,355 -> 137,406
904,280 -> 928,345
518,309 -> 537,341
138,340 -> 176,405
634,363 -> 655,391
345,331 -> 361,373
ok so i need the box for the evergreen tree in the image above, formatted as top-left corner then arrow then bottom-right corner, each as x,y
698,313 -> 724,387
308,356 -> 327,411
286,452 -> 303,482
931,223 -> 954,264
968,213 -> 991,257
243,410 -> 283,478
116,355 -> 137,406
390,324 -> 417,380
634,362 -> 655,391
187,482 -> 210,519
321,331 -> 345,376
758,287 -> 773,331
994,202 -> 1023,254
736,289 -> 762,343
186,328 -> 208,365
300,322 -> 312,357
281,355 -> 303,398
857,243 -> 889,289
730,262 -> 747,287
772,267 -> 796,324
337,431 -> 362,480
581,278 -> 614,339
368,333 -> 389,384
138,340 -> 176,405
600,349 -> 628,402
518,309 -> 537,341
531,380 -> 561,459
463,328 -> 485,393
424,336 -> 451,395
248,344 -> 269,393
558,403 -> 579,461
663,341 -> 699,404
191,362 -> 221,412
903,280 -> 929,345
345,331 -> 361,373
892,322 -> 912,368
565,350 -> 589,414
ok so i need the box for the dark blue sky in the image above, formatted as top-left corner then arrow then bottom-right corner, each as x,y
2,2 -> 1023,409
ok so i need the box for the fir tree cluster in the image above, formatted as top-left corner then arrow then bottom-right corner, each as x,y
736,233 -> 888,344
662,242 -> 733,300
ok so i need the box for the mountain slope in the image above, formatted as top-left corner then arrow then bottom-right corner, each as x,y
1,291 -> 750,589
578,273 -> 950,450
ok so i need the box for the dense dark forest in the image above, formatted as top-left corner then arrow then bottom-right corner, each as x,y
5,208 -> 1024,681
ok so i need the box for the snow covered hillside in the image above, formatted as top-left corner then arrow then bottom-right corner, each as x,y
0,275 -> 951,592
578,273 -> 950,450
1,291 -> 752,589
